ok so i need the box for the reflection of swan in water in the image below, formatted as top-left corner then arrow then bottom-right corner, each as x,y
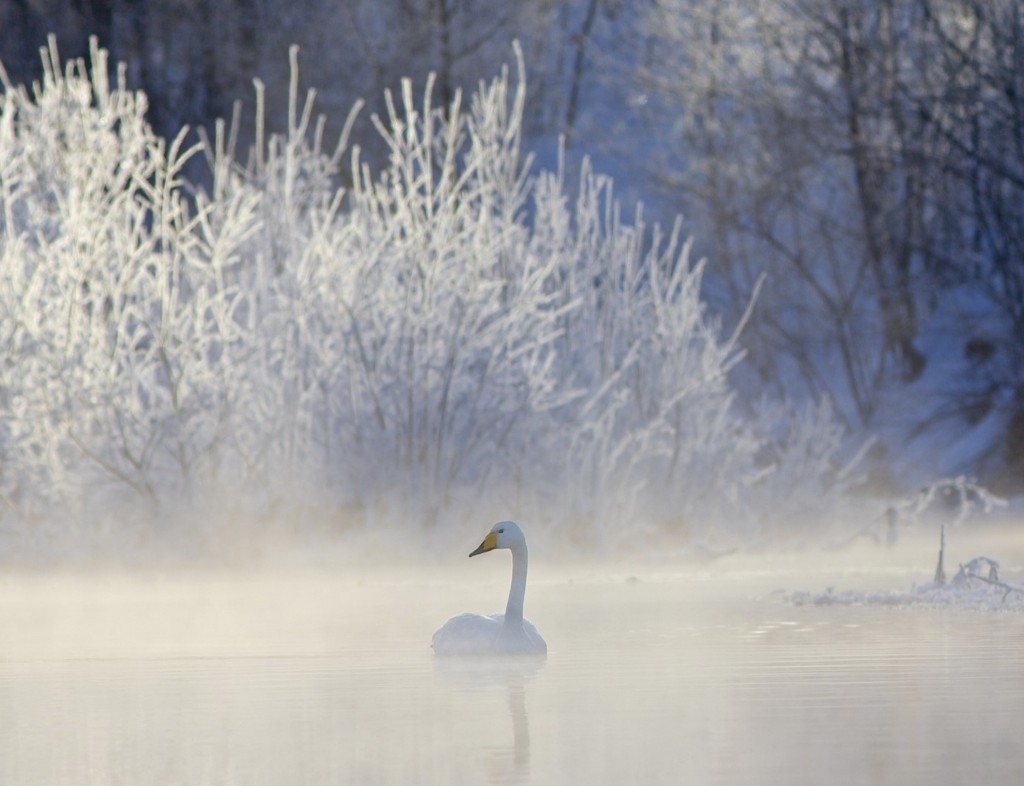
506,680 -> 530,772
433,657 -> 540,785
432,521 -> 547,656
485,675 -> 531,785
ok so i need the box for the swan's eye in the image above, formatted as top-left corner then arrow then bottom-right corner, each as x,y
498,528 -> 504,534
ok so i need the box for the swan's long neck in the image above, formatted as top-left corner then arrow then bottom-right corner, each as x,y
504,541 -> 528,627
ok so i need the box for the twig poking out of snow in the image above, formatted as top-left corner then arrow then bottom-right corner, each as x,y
934,522 -> 946,585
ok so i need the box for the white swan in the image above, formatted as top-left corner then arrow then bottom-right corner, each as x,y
432,521 -> 547,656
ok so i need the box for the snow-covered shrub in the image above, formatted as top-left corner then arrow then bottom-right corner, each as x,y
532,158 -> 758,540
0,39 -> 257,518
310,64 -> 578,522
0,38 -> 861,549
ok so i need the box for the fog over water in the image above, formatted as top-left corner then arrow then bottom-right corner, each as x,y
2,524 -> 1023,785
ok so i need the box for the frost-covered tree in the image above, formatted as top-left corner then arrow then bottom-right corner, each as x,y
623,0 -> 1024,491
0,38 -> 861,550
629,0 -> 927,427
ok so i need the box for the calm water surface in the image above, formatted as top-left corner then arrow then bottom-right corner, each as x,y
0,557 -> 1022,785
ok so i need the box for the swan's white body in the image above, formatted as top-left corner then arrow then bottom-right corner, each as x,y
432,521 -> 547,656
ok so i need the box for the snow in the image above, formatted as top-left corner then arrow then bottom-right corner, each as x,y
785,551 -> 1024,611
787,579 -> 1024,611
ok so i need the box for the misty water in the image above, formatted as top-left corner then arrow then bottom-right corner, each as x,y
2,543 -> 1023,785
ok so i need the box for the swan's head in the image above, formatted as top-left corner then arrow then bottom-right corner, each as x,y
468,520 -> 524,557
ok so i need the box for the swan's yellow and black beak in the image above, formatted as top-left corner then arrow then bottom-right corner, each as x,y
469,532 -> 498,557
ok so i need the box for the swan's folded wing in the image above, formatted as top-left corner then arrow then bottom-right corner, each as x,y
432,613 -> 503,655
